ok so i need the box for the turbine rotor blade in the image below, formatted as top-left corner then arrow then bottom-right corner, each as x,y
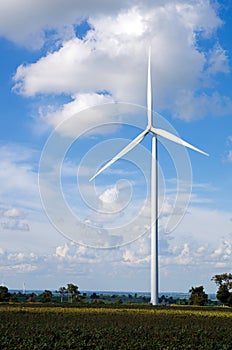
147,46 -> 152,128
89,129 -> 149,181
151,127 -> 209,156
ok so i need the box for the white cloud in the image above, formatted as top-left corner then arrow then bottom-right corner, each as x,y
122,248 -> 150,266
207,44 -> 230,75
3,208 -> 24,218
55,244 -> 69,258
214,261 -> 227,268
0,0 -> 232,293
174,206 -> 232,243
0,0 -> 221,49
175,243 -> 192,265
99,186 -> 119,204
0,250 -> 39,276
1,220 -> 30,232
196,246 -> 205,254
0,144 -> 39,209
8,252 -> 25,261
0,263 -> 37,273
174,91 -> 232,121
1,208 -> 30,231
211,240 -> 232,260
91,6 -> 148,38
39,93 -> 116,135
0,204 -> 231,291
11,1 -> 232,122
0,0 -> 136,48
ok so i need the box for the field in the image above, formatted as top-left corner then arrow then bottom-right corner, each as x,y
1,304 -> 232,349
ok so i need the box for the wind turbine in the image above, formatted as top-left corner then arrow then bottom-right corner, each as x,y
90,47 -> 208,305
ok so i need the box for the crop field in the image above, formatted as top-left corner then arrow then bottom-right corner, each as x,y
0,304 -> 232,349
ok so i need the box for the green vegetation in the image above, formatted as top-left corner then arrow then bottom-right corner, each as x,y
41,290 -> 53,303
0,286 -> 10,301
1,273 -> 232,348
212,273 -> 232,306
0,304 -> 232,349
66,283 -> 80,302
0,286 -> 220,306
189,286 -> 208,306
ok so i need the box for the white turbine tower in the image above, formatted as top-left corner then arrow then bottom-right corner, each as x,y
90,48 -> 208,305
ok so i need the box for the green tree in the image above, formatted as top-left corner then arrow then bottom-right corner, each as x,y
216,284 -> 230,304
212,273 -> 232,306
212,273 -> 232,288
189,286 -> 208,306
41,290 -> 53,303
58,286 -> 66,302
67,283 -> 80,303
0,286 -> 10,301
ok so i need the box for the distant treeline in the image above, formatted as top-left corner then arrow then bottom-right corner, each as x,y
1,273 -> 232,306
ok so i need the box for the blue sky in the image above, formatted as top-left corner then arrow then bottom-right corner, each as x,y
0,0 -> 232,294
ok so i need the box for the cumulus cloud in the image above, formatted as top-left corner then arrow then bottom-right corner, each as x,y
0,0 -> 231,292
39,92 -> 116,135
122,248 -> 150,266
211,240 -> 232,260
0,250 -> 38,275
174,92 -> 232,121
175,243 -> 192,265
0,206 -> 230,291
207,43 -> 230,75
1,207 -> 30,232
0,263 -> 37,273
55,244 -> 69,258
0,0 -> 137,48
10,1 -> 232,123
8,252 -> 25,261
3,208 -> 24,218
99,186 -> 119,204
